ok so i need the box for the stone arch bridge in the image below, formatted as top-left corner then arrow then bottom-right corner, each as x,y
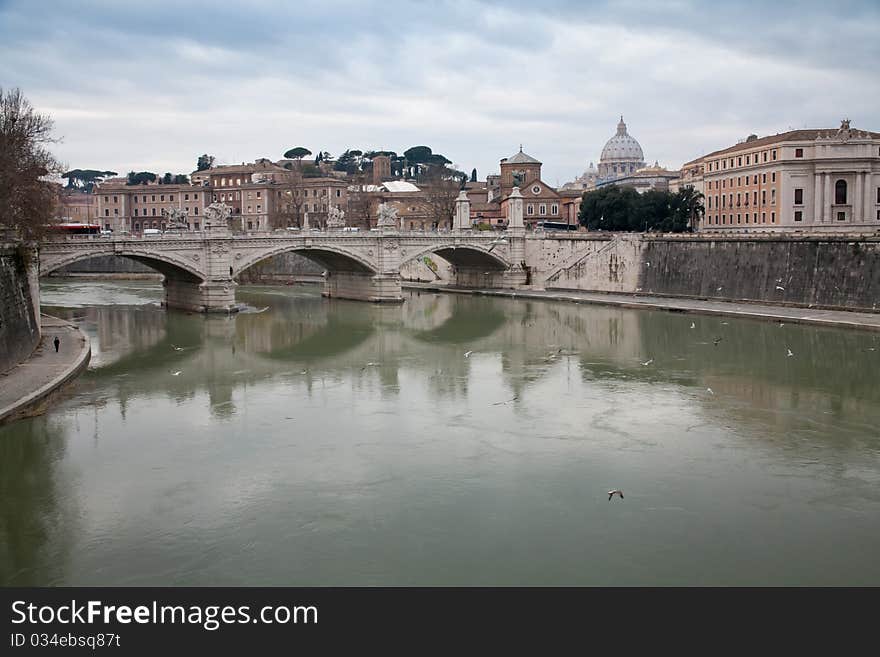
39,230 -> 527,312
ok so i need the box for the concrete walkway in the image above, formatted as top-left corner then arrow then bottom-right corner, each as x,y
403,283 -> 880,332
0,315 -> 91,426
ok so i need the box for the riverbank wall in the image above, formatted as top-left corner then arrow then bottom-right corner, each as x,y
531,233 -> 880,313
0,243 -> 41,373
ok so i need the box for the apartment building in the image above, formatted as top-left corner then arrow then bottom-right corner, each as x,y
696,120 -> 879,232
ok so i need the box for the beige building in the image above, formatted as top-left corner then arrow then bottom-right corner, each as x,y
95,181 -> 208,233
56,189 -> 99,224
596,161 -> 679,194
697,120 -> 880,232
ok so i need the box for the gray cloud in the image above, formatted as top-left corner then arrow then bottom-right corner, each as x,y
2,0 -> 877,183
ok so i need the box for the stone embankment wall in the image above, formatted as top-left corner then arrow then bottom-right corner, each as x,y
532,233 -> 880,312
236,253 -> 324,284
0,243 -> 41,373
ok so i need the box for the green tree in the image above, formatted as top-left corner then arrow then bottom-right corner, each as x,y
61,169 -> 117,192
196,154 -> 214,171
0,87 -> 62,238
161,172 -> 173,185
283,147 -> 311,160
671,186 -> 704,231
126,171 -> 157,186
173,174 -> 189,185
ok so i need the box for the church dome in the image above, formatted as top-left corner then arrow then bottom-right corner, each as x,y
600,116 -> 644,163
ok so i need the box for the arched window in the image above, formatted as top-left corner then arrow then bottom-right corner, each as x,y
835,179 -> 847,205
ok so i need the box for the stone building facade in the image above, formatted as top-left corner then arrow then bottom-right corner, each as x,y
697,120 -> 880,232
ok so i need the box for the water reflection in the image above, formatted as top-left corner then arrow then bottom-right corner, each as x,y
2,280 -> 879,585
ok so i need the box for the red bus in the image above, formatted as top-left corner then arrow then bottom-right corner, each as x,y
49,223 -> 101,235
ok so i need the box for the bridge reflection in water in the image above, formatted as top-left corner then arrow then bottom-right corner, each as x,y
2,280 -> 880,586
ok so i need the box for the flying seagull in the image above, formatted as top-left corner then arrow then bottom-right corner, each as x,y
642,358 -> 654,366
707,387 -> 714,395
787,348 -> 794,357
171,371 -> 182,376
608,489 -> 624,501
464,350 -> 473,358
690,322 -> 695,329
775,285 -> 785,291
713,337 -> 723,346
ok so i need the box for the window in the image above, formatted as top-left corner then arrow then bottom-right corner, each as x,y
795,148 -> 803,158
194,207 -> 198,215
113,195 -> 117,203
151,195 -> 156,201
794,188 -> 803,205
737,214 -> 741,224
134,223 -> 140,231
551,204 -> 558,215
221,178 -> 226,187
763,152 -> 768,162
771,172 -> 776,183
336,189 -> 341,198
753,191 -> 757,205
753,175 -> 758,184
762,173 -> 766,183
737,157 -> 742,166
194,222 -> 199,230
771,212 -> 776,223
169,195 -> 174,202
134,209 -> 138,216
185,194 -> 189,200
722,179 -> 726,189
236,179 -> 241,186
722,214 -> 726,224
772,150 -> 777,160
527,204 -> 534,215
539,204 -> 546,215
835,180 -> 847,204
737,177 -> 741,186
794,211 -> 803,222
113,208 -> 118,215
761,190 -> 766,204
746,155 -> 750,165
256,191 -> 261,198
160,195 -> 164,202
771,189 -> 776,203
313,203 -> 318,212
877,187 -> 880,203
708,196 -> 712,209
736,192 -> 741,206
143,196 -> 147,202
247,221 -> 253,230
762,212 -> 766,223
257,205 -> 262,212
104,209 -> 109,216
247,206 -> 252,213
152,208 -> 156,216
721,195 -> 726,208
837,211 -> 846,221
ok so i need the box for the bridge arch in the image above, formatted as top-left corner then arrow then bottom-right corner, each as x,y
40,249 -> 206,282
232,243 -> 378,278
401,244 -> 510,271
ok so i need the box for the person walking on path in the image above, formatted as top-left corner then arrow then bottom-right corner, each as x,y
53,336 -> 60,352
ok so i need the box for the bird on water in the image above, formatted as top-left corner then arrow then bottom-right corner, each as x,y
608,489 -> 624,501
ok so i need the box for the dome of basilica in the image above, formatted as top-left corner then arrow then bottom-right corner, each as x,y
600,116 -> 645,163
596,116 -> 646,181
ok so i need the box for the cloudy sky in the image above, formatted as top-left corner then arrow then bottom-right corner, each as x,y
2,0 -> 878,184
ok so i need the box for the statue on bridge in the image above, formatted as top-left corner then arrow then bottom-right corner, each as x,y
161,207 -> 189,230
203,202 -> 232,232
326,204 -> 345,229
376,202 -> 398,229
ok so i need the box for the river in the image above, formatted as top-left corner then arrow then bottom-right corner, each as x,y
2,280 -> 879,585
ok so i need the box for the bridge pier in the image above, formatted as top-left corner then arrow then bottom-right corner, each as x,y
164,278 -> 238,313
322,271 -> 403,303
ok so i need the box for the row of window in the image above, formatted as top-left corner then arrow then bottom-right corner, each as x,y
130,206 -> 200,217
707,149 -> 778,172
708,212 -> 776,225
103,193 -> 202,204
131,221 -> 200,231
526,203 -> 559,216
708,189 -> 776,210
707,172 -> 776,190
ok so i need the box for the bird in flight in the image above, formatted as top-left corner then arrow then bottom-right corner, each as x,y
713,337 -> 723,346
642,358 -> 654,366
608,489 -> 624,501
707,387 -> 714,395
171,371 -> 182,376
690,322 -> 695,329
464,350 -> 473,358
775,285 -> 785,291
787,348 -> 794,357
